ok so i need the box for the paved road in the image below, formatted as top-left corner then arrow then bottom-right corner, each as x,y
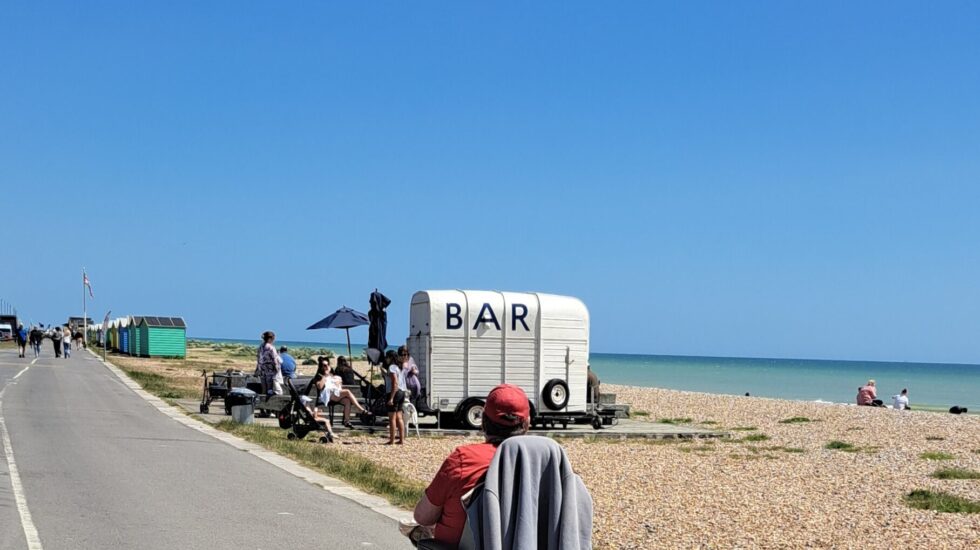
0,348 -> 409,550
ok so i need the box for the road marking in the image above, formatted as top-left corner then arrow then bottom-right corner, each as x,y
0,366 -> 44,550
12,366 -> 30,380
30,358 -> 37,365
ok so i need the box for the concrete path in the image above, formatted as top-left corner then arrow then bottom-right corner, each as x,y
0,348 -> 410,550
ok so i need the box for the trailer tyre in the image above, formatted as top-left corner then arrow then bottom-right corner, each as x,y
542,379 -> 570,410
458,400 -> 486,431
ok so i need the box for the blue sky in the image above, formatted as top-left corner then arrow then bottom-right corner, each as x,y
2,2 -> 978,363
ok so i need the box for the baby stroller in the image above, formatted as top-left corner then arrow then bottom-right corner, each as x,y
278,378 -> 334,443
346,368 -> 388,426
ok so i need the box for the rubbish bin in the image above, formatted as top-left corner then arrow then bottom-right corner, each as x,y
227,388 -> 257,424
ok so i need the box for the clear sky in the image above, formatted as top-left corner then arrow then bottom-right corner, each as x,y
2,2 -> 978,364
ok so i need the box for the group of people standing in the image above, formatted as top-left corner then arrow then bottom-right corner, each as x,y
14,324 -> 79,359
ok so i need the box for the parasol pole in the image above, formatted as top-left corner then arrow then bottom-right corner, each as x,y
345,327 -> 352,362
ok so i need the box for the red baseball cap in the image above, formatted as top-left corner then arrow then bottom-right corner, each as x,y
483,384 -> 530,426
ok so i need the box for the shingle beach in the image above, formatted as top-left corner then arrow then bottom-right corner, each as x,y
342,384 -> 980,549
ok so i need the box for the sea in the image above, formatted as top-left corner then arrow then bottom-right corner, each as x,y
196,337 -> 980,411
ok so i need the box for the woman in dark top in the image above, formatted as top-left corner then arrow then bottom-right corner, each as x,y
334,355 -> 357,386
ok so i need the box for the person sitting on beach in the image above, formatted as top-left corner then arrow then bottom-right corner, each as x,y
313,357 -> 367,429
892,388 -> 910,410
279,346 -> 297,380
410,384 -> 531,547
587,364 -> 601,404
856,380 -> 883,406
334,355 -> 356,386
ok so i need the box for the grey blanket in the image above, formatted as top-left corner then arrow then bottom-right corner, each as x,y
466,435 -> 593,550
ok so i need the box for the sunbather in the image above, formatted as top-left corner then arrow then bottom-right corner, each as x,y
314,359 -> 367,428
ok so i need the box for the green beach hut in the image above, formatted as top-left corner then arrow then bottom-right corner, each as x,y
128,316 -> 141,357
134,316 -> 186,358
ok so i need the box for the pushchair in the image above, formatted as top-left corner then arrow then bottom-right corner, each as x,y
356,372 -> 388,423
278,378 -> 334,443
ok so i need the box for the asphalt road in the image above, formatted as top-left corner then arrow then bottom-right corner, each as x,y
0,347 -> 409,550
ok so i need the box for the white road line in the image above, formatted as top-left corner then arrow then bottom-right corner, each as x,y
0,366 -> 44,550
30,358 -> 37,365
12,366 -> 30,380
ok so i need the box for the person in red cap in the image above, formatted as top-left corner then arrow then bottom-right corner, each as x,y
411,384 -> 531,547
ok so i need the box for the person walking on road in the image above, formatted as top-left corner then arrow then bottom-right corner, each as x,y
63,325 -> 72,358
52,326 -> 63,358
15,324 -> 28,358
29,325 -> 43,358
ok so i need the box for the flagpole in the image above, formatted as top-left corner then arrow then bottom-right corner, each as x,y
82,268 -> 87,349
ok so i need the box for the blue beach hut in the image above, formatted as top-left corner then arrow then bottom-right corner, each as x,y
119,318 -> 130,355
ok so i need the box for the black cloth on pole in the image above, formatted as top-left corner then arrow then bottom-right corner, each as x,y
368,290 -> 390,358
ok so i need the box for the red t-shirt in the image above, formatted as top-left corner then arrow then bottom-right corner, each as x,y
425,442 -> 497,546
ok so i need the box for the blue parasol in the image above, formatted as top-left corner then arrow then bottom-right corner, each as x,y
306,306 -> 369,360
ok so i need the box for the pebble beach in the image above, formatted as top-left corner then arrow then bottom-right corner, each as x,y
338,384 -> 980,549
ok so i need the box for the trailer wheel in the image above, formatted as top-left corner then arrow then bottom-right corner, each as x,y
458,400 -> 485,431
287,432 -> 297,440
591,417 -> 602,430
542,379 -> 570,410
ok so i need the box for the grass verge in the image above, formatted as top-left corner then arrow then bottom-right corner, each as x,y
931,467 -> 980,480
216,421 -> 426,508
778,416 -> 813,424
118,367 -> 195,400
904,490 -> 980,513
920,451 -> 956,461
731,426 -> 758,431
743,434 -> 770,442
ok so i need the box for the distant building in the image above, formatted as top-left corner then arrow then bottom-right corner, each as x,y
68,317 -> 94,329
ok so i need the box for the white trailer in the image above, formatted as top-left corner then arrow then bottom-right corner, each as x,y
407,290 -> 590,429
